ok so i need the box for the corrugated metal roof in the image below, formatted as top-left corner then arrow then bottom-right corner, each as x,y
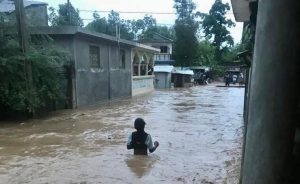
154,65 -> 174,73
0,0 -> 47,13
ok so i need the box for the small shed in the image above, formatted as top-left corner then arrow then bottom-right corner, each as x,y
154,65 -> 174,89
172,69 -> 194,88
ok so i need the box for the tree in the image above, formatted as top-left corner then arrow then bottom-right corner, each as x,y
201,0 -> 235,62
49,2 -> 83,27
131,15 -> 157,40
173,0 -> 199,67
86,11 -> 134,40
197,40 -> 216,66
0,9 -> 71,117
140,24 -> 175,41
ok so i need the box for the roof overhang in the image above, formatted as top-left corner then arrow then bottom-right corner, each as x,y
231,0 -> 256,22
31,26 -> 160,53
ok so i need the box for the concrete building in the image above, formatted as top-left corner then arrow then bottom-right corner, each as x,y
139,33 -> 175,66
231,0 -> 300,183
32,26 -> 159,108
0,0 -> 48,26
153,65 -> 174,89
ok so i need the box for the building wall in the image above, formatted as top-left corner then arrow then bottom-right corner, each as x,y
73,35 -> 132,107
109,45 -> 132,99
142,42 -> 173,62
7,5 -> 48,26
132,76 -> 154,96
47,35 -> 77,109
25,5 -> 48,26
154,72 -> 171,89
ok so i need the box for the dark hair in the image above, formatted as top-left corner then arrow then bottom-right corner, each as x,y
134,118 -> 146,131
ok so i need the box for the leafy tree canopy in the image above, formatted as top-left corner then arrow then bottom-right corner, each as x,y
173,0 -> 200,67
49,2 -> 83,27
201,0 -> 235,49
86,11 -> 134,40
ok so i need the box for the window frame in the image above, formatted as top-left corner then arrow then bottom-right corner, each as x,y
119,49 -> 126,69
89,45 -> 101,68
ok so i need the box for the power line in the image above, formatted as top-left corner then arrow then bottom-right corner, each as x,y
78,9 -> 234,15
81,18 -> 174,26
80,10 -> 176,15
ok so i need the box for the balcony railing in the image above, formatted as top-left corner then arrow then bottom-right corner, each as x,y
154,54 -> 171,61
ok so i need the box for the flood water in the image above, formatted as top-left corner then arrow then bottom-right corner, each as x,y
0,84 -> 244,184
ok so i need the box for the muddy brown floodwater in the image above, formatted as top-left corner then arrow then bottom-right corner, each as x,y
0,84 -> 244,184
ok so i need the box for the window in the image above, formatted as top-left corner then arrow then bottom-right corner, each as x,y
120,49 -> 126,69
89,46 -> 100,68
160,46 -> 168,53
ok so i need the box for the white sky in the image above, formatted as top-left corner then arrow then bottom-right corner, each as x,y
38,0 -> 243,43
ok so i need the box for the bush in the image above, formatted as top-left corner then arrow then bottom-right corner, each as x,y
0,36 -> 70,117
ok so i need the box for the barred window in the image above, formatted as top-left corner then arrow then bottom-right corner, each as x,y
89,46 -> 100,68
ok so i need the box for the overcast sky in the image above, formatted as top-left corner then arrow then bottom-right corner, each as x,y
38,0 -> 243,43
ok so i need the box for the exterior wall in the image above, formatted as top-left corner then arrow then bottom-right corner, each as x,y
154,72 -> 172,89
142,42 -> 173,62
132,76 -> 154,96
46,35 -> 76,109
73,35 -> 132,107
241,0 -> 300,183
7,5 -> 48,26
25,5 -> 48,26
109,45 -> 132,99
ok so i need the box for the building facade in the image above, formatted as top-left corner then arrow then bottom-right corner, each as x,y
139,33 -> 175,66
33,26 -> 159,108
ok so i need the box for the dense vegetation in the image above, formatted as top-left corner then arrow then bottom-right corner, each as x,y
0,13 -> 70,118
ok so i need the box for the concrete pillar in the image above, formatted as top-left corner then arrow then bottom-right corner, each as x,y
138,63 -> 141,76
146,63 -> 149,76
242,0 -> 299,184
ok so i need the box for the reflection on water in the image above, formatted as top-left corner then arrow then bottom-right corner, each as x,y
125,155 -> 159,178
0,84 -> 244,184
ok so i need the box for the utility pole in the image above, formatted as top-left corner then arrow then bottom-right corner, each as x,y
14,0 -> 34,115
67,0 -> 71,24
14,0 -> 28,53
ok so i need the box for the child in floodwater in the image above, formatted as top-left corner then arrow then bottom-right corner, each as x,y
127,118 -> 159,155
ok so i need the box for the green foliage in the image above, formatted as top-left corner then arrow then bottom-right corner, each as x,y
239,23 -> 254,52
201,0 -> 235,63
0,32 -> 70,114
139,25 -> 175,41
173,0 -> 199,67
86,11 -> 134,40
86,12 -> 175,41
49,2 -> 83,27
196,40 -> 216,66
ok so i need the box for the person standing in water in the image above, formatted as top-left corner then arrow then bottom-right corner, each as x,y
127,118 -> 159,155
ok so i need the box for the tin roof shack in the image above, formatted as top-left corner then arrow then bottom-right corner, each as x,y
0,0 -> 48,26
172,69 -> 194,88
31,26 -> 158,108
153,65 -> 174,89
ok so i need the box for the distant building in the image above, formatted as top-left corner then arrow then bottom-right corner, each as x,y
32,26 -> 159,108
139,33 -> 175,66
0,0 -> 48,26
153,65 -> 174,89
172,68 -> 194,88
